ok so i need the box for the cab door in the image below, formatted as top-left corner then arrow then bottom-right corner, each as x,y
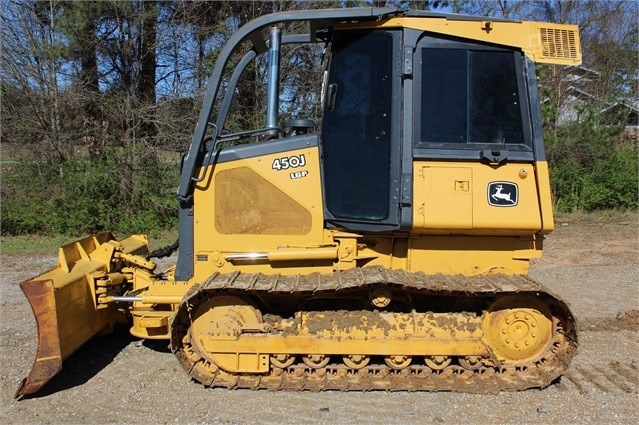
411,35 -> 544,235
321,30 -> 403,232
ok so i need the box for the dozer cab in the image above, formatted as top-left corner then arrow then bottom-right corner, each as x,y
16,7 -> 582,397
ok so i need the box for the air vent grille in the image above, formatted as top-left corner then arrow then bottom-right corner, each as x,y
539,27 -> 578,60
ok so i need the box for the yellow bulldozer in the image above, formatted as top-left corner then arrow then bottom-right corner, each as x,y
16,7 -> 582,397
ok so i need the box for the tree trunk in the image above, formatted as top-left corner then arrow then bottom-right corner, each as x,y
79,10 -> 102,158
138,0 -> 157,142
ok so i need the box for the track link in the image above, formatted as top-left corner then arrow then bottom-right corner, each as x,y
170,266 -> 577,392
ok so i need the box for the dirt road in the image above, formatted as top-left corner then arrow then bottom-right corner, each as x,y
1,216 -> 637,424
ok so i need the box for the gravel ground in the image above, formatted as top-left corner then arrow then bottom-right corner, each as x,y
1,216 -> 637,424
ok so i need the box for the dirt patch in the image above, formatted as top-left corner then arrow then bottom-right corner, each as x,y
536,217 -> 637,268
578,310 -> 639,332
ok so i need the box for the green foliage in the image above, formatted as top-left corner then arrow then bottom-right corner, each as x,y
1,147 -> 179,236
546,107 -> 638,213
580,149 -> 638,210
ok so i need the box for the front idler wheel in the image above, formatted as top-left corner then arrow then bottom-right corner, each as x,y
482,295 -> 553,364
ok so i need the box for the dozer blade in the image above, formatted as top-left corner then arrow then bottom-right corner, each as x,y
15,280 -> 62,398
15,232 -> 150,399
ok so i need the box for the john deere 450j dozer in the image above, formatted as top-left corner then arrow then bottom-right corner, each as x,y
17,7 -> 582,397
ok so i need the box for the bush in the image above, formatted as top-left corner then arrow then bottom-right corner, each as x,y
1,147 -> 179,236
546,114 -> 638,213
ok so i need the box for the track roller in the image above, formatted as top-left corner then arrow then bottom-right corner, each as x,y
385,356 -> 412,370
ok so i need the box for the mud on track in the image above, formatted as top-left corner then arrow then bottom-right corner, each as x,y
1,215 -> 637,424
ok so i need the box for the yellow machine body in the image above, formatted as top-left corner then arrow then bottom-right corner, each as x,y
17,8 -> 580,397
184,152 -> 551,281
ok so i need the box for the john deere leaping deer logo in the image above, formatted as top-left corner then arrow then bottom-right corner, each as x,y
488,182 -> 518,207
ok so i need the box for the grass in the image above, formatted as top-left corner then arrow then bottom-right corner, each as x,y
0,229 -> 178,257
0,234 -> 73,256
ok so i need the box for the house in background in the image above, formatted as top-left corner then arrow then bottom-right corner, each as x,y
556,66 -> 600,124
553,65 -> 638,145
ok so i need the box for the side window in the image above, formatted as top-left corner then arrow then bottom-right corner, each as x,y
421,49 -> 467,144
419,47 -> 525,148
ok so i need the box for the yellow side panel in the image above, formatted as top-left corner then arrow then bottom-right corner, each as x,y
409,235 -> 539,275
413,161 -> 542,235
415,166 -> 473,229
193,146 -> 324,254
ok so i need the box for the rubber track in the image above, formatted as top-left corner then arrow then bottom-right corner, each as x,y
170,266 -> 577,392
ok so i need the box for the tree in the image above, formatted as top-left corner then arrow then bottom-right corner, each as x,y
57,1 -> 106,157
138,0 -> 158,141
1,0 -> 76,166
449,0 -> 526,17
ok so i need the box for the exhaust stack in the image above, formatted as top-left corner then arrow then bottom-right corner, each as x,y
265,26 -> 281,132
